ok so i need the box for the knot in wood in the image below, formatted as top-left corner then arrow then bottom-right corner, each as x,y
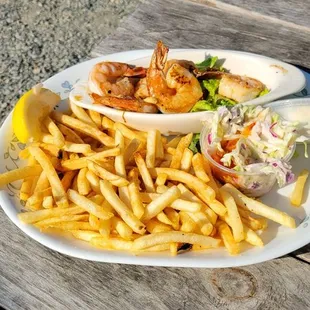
211,268 -> 258,300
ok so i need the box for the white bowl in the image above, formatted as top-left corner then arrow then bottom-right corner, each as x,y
70,49 -> 306,135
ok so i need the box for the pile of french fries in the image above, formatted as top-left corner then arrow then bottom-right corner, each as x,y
0,102 -> 297,256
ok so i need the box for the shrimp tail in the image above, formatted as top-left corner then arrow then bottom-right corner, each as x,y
150,41 -> 169,71
92,93 -> 158,113
124,66 -> 147,78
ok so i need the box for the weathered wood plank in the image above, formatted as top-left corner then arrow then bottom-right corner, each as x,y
91,0 -> 310,68
291,244 -> 310,263
1,208 -> 310,310
212,0 -> 310,28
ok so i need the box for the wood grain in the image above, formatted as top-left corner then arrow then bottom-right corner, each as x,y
1,209 -> 310,310
91,0 -> 310,68
214,0 -> 310,28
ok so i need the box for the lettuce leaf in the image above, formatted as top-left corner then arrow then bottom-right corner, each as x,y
259,88 -> 269,97
202,79 -> 220,98
215,96 -> 236,107
190,100 -> 215,112
196,56 -> 218,71
189,133 -> 201,154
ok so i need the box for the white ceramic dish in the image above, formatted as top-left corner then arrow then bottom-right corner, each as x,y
1,50 -> 310,268
70,49 -> 306,135
266,98 -> 310,143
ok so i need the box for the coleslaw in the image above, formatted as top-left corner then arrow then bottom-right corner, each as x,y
202,105 -> 301,188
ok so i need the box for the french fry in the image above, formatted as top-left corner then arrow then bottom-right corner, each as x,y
179,212 -> 196,233
0,165 -> 42,187
164,207 -> 180,230
155,173 -> 167,187
134,153 -> 155,192
44,221 -> 98,231
71,230 -> 101,242
132,231 -> 221,250
99,219 -> 111,238
202,158 -> 220,198
91,237 -> 133,251
89,213 -> 101,228
28,146 -> 68,208
166,147 -> 175,155
187,212 -> 213,236
136,244 -> 170,252
243,225 -> 263,247
118,186 -> 131,208
77,167 -> 91,195
170,243 -> 178,256
18,205 -> 85,224
67,189 -> 113,220
61,171 -> 77,191
150,168 -> 224,215
156,211 -> 173,226
219,187 -> 244,242
170,133 -> 193,169
146,219 -> 172,233
180,148 -> 193,172
63,142 -> 92,154
34,143 -> 60,157
57,123 -> 84,144
61,148 -> 120,170
100,180 -> 146,234
88,110 -> 102,129
176,183 -> 217,224
112,217 -> 133,240
36,214 -> 89,227
124,139 -> 141,165
25,171 -> 50,210
114,122 -> 146,142
223,184 -> 296,228
19,148 -> 31,159
52,112 -> 114,147
43,116 -> 65,147
88,161 -> 129,187
166,136 -> 181,149
146,130 -> 157,168
20,157 -> 38,200
216,221 -> 240,255
290,169 -> 309,207
192,153 -> 210,183
89,194 -> 105,206
142,186 -> 181,221
85,169 -> 100,194
170,199 -> 201,212
128,182 -> 144,219
70,102 -> 97,127
155,130 -> 164,160
42,196 -> 54,209
114,129 -> 126,178
101,116 -> 115,130
156,185 -> 168,194
26,188 -> 52,210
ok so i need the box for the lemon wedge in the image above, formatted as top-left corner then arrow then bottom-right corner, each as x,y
13,85 -> 60,143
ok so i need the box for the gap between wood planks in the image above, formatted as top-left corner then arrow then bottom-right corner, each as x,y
290,254 -> 310,265
188,0 -> 310,33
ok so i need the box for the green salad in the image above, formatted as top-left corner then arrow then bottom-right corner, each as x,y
190,56 -> 269,113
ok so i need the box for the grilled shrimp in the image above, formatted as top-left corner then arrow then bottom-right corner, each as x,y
147,41 -> 203,113
88,62 -> 146,97
218,74 -> 264,103
92,93 -> 158,113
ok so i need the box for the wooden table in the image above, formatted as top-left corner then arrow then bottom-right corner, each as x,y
1,0 -> 310,309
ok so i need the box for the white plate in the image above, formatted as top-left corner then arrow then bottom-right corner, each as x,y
1,50 -> 310,268
70,49 -> 306,135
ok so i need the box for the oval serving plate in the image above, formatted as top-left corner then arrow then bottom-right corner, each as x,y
70,49 -> 306,135
0,49 -> 310,268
